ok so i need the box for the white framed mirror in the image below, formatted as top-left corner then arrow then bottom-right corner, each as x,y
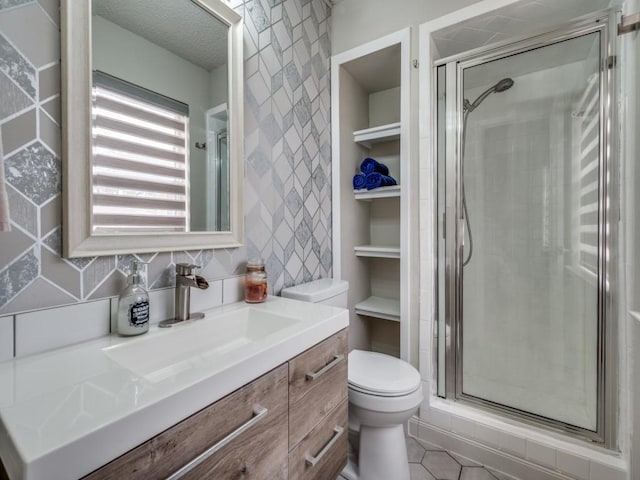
61,0 -> 244,258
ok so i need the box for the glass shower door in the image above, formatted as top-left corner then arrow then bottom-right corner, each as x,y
437,19 -> 612,441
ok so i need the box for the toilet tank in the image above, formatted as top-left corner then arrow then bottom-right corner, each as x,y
281,279 -> 349,308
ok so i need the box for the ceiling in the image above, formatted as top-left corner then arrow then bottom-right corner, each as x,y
432,0 -> 615,59
93,0 -> 228,71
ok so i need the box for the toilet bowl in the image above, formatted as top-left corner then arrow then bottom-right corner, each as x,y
281,279 -> 423,480
347,349 -> 422,480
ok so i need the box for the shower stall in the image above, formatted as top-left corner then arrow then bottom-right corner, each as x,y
434,13 -> 615,444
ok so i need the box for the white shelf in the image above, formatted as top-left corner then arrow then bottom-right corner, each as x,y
354,185 -> 401,200
354,296 -> 400,322
354,245 -> 400,258
353,122 -> 401,147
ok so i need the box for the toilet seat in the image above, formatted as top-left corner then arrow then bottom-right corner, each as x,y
348,350 -> 421,397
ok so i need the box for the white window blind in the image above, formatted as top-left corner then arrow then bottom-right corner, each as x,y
91,72 -> 189,233
572,73 -> 600,276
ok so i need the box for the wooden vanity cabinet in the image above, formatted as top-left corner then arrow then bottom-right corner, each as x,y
83,329 -> 348,480
288,329 -> 348,480
84,364 -> 288,480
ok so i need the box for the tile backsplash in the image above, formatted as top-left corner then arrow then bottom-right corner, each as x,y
0,0 -> 332,327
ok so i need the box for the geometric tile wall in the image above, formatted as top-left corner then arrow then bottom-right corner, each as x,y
0,0 -> 332,316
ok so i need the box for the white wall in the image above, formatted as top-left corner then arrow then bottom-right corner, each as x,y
621,0 -> 640,477
209,62 -> 228,109
330,0 -> 483,55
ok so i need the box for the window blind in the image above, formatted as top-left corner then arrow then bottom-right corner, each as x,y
91,72 -> 189,233
573,73 -> 600,276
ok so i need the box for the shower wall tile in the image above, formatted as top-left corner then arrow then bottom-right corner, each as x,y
40,194 -> 60,237
0,33 -> 36,99
0,0 -> 34,9
0,0 -> 332,344
589,461 -> 626,480
38,108 -> 60,155
0,278 -> 74,316
0,72 -> 32,119
556,451 -> 589,480
0,227 -> 32,265
451,415 -> 475,438
498,431 -> 526,457
4,141 -> 60,205
36,0 -> 57,26
0,3 -> 59,68
87,270 -> 124,300
38,63 -> 59,101
41,95 -> 59,123
41,247 -> 81,299
0,315 -> 13,362
5,184 -> 36,236
0,107 -> 35,154
0,248 -> 38,309
525,440 -> 556,469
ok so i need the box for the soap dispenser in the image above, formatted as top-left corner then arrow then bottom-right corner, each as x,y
117,260 -> 150,336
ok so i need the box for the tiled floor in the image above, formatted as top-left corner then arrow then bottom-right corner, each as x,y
406,436 -> 514,480
339,436 -> 516,480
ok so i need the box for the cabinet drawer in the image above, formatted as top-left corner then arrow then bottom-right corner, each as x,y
288,399 -> 348,480
85,364 -> 288,480
289,329 -> 348,447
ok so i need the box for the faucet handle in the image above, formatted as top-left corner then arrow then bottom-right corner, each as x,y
175,263 -> 201,276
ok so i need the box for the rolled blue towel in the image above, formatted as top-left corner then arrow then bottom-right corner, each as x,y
353,173 -> 367,190
360,157 -> 389,176
366,172 -> 397,190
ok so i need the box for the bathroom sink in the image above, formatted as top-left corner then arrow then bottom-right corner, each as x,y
103,306 -> 301,382
0,297 -> 348,480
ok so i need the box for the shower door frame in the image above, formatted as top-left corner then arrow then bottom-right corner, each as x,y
436,13 -> 617,446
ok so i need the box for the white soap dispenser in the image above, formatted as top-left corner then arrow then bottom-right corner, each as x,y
117,260 -> 150,336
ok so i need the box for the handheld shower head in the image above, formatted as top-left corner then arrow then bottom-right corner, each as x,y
464,77 -> 514,112
460,76 -> 515,266
494,77 -> 514,92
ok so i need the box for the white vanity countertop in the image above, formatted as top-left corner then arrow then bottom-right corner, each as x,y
0,297 -> 349,480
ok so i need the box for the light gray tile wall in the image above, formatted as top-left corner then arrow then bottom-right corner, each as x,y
0,0 -> 332,319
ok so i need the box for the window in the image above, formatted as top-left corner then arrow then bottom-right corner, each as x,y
91,72 -> 189,233
572,73 -> 600,277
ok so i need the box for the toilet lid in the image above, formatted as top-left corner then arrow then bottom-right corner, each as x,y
348,350 -> 421,396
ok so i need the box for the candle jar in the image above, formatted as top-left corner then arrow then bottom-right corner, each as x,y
245,262 -> 267,303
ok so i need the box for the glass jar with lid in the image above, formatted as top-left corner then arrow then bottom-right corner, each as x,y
245,261 -> 267,303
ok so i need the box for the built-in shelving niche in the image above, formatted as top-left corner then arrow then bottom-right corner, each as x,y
332,29 -> 410,361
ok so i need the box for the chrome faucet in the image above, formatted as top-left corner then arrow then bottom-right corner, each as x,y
159,263 -> 209,327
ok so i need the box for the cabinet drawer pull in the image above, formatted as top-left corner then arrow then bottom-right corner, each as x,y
305,426 -> 344,467
306,354 -> 344,381
166,405 -> 268,480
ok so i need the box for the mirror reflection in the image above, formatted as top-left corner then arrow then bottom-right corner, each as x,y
91,0 -> 230,233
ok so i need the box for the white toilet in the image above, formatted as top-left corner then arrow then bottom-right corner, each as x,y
281,279 -> 423,480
